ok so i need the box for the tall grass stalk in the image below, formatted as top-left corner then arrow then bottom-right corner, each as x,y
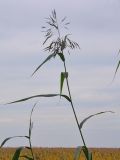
46,10 -> 86,146
0,9 -> 114,160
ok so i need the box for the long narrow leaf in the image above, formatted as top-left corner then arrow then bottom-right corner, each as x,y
29,103 -> 37,137
60,73 -> 65,95
61,94 -> 71,102
0,136 -> 28,148
20,155 -> 33,160
74,146 -> 92,160
25,146 -> 31,150
7,94 -> 71,104
82,146 -> 92,160
60,72 -> 68,95
79,111 -> 114,130
58,53 -> 65,62
113,60 -> 120,80
74,146 -> 82,160
31,52 -> 57,76
12,147 -> 24,160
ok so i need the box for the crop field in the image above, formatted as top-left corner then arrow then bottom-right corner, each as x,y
0,148 -> 120,160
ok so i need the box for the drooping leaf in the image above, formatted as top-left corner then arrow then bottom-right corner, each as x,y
7,94 -> 71,104
66,37 -> 80,50
60,72 -> 68,95
31,52 -> 57,76
25,146 -> 31,150
61,94 -> 71,102
79,111 -> 114,130
12,147 -> 24,160
0,136 -> 28,148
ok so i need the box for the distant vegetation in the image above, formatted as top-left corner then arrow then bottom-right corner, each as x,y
0,148 -> 120,160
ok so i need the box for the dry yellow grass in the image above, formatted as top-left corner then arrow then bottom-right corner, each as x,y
0,148 -> 120,160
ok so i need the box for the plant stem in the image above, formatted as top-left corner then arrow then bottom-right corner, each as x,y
29,105 -> 36,160
29,137 -> 35,160
55,13 -> 86,146
63,60 -> 86,146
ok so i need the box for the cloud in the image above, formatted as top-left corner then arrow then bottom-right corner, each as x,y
0,0 -> 120,147
0,118 -> 13,123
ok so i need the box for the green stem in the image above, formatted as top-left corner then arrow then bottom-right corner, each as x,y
63,60 -> 86,146
55,14 -> 86,146
29,137 -> 35,160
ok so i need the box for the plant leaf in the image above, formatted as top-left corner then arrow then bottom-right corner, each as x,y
61,94 -> 71,102
31,52 -> 57,76
29,103 -> 37,137
74,146 -> 82,160
79,111 -> 114,130
25,146 -> 31,150
7,94 -> 71,104
82,146 -> 92,160
12,147 -> 24,160
58,53 -> 65,62
29,122 -> 33,138
114,60 -> 120,79
74,146 -> 92,160
60,72 -> 68,95
0,136 -> 28,148
20,155 -> 33,160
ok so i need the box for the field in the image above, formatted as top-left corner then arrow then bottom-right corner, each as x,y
0,148 -> 120,160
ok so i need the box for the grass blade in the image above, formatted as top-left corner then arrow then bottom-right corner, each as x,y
60,72 -> 68,95
82,146 -> 92,160
60,72 -> 65,95
58,53 -> 65,62
20,155 -> 33,160
113,60 -> 120,80
29,103 -> 37,137
61,94 -> 71,102
74,146 -> 92,160
0,136 -> 28,148
12,147 -> 24,160
79,111 -> 114,130
74,146 -> 82,160
31,52 -> 57,76
7,94 -> 71,104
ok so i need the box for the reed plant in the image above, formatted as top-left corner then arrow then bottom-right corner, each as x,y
0,10 -> 114,160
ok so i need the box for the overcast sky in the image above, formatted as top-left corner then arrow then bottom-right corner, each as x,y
0,0 -> 120,148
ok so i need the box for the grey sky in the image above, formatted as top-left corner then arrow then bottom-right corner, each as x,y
0,0 -> 120,147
